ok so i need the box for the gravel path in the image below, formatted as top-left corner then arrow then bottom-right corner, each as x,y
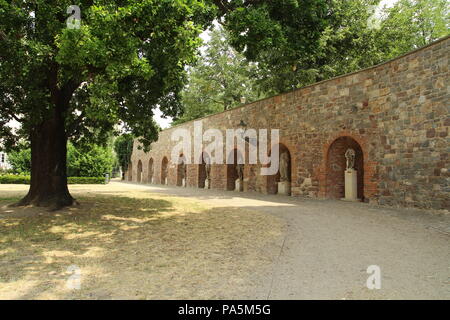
119,181 -> 450,300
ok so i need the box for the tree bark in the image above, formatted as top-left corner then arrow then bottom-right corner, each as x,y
16,109 -> 75,209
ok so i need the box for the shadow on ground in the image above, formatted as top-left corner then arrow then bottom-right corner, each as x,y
0,190 -> 283,299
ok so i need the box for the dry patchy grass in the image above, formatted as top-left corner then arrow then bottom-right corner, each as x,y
0,184 -> 283,299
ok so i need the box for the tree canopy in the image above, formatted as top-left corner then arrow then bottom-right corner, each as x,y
173,26 -> 263,125
0,0 -> 448,207
209,0 -> 448,94
0,0 -> 214,150
377,0 -> 449,60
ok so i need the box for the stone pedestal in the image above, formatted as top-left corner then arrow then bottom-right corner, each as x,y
164,178 -> 167,185
235,179 -> 243,192
182,178 -> 186,187
243,179 -> 249,192
204,179 -> 210,189
343,169 -> 358,201
277,181 -> 291,195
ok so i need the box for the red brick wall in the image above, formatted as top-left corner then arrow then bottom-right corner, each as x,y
128,37 -> 449,210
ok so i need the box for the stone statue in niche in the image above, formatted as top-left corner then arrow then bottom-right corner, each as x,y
279,152 -> 290,182
205,163 -> 211,180
345,148 -> 356,170
236,163 -> 244,181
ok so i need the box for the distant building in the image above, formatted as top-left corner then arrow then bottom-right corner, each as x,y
0,152 -> 11,170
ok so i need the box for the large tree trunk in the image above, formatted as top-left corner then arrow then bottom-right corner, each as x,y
16,110 -> 75,209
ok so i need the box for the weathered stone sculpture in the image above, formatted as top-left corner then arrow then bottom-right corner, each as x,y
205,163 -> 211,180
344,148 -> 358,201
345,148 -> 355,170
277,152 -> 291,195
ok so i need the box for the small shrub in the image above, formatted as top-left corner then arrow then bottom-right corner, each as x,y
67,177 -> 106,184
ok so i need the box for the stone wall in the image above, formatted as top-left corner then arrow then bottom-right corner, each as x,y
128,36 -> 449,210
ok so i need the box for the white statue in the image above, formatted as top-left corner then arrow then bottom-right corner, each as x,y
345,148 -> 356,170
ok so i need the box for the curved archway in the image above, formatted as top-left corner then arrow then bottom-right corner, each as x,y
161,157 -> 168,185
176,154 -> 186,187
148,158 -> 154,183
137,160 -> 143,183
266,144 -> 292,195
128,162 -> 133,181
198,152 -> 210,188
226,149 -> 243,191
326,136 -> 364,200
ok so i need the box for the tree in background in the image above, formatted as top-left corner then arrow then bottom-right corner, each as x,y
7,147 -> 31,175
113,134 -> 134,180
377,0 -> 449,60
173,26 -> 263,125
67,143 -> 115,178
0,1 -> 214,208
8,142 -> 115,178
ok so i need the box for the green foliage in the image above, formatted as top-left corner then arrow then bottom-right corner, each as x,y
0,0 -> 215,152
113,134 -> 134,173
7,148 -> 31,175
2,0 -> 447,151
0,175 -> 106,184
173,26 -> 264,125
215,0 -> 449,95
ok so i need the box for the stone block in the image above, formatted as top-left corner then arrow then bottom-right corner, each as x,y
277,181 -> 291,196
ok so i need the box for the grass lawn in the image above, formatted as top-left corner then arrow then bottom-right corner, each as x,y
0,184 -> 282,299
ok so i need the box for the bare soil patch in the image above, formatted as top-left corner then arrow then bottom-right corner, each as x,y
0,184 -> 283,299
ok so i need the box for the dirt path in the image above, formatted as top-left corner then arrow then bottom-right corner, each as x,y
1,182 -> 448,299
118,181 -> 450,300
